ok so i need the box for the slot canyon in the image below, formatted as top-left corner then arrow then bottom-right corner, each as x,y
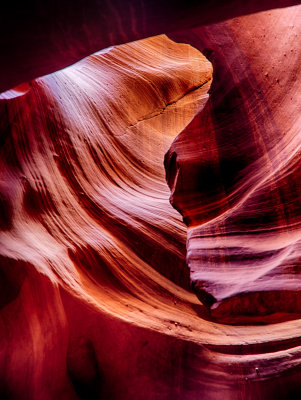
0,1 -> 300,399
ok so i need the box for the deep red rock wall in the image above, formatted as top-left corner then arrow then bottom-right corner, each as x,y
0,2 -> 301,400
0,0 -> 299,93
166,6 -> 301,323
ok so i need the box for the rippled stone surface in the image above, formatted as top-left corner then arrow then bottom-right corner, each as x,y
166,7 -> 301,323
1,2 -> 301,400
0,35 -> 214,399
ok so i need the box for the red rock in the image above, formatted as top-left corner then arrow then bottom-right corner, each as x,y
166,6 -> 301,323
0,1 -> 299,93
1,2 -> 301,399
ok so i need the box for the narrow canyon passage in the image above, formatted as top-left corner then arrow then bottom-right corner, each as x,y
0,3 -> 301,400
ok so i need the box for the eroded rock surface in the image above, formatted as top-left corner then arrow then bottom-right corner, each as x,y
166,6 -> 301,323
1,3 -> 301,400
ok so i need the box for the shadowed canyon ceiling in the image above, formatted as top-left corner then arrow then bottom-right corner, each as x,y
0,1 -> 301,399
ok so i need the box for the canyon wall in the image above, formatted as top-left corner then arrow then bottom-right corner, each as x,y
0,2 -> 301,399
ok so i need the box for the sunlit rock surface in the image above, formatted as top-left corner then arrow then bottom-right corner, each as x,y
0,35 -> 214,399
1,2 -> 301,400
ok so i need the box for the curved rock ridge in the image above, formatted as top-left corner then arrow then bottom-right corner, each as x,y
165,5 -> 301,323
1,5 -> 301,400
1,35 -> 240,400
0,34 -> 212,310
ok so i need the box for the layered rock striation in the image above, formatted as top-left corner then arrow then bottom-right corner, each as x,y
0,2 -> 301,400
166,6 -> 301,323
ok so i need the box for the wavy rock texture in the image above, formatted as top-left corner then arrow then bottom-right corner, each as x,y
166,5 -> 301,324
1,3 -> 301,400
0,35 -> 215,399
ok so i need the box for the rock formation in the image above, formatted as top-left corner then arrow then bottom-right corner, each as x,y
166,6 -> 301,323
0,1 -> 301,400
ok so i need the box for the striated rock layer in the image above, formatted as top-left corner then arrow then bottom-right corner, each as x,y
166,5 -> 301,323
1,3 -> 301,400
0,35 -> 215,399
